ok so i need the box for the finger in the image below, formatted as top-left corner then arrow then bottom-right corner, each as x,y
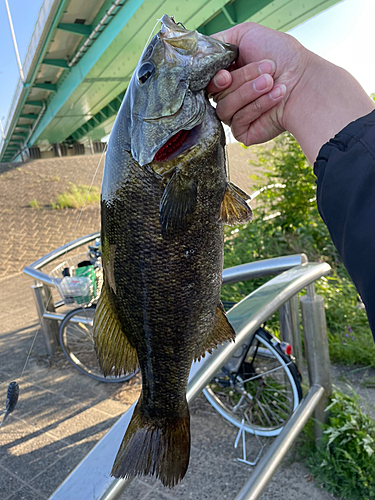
207,59 -> 275,97
231,84 -> 286,144
214,60 -> 276,102
216,73 -> 275,125
210,24 -> 248,47
206,70 -> 232,95
241,117 -> 284,147
210,31 -> 229,44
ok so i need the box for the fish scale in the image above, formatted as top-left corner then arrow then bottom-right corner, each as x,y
93,14 -> 252,488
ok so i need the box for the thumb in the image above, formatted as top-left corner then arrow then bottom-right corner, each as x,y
210,33 -> 226,43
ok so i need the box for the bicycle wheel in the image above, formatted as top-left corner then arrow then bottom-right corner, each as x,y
59,306 -> 138,383
203,329 -> 302,436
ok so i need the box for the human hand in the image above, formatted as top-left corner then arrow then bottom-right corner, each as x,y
207,23 -> 308,146
207,22 -> 375,163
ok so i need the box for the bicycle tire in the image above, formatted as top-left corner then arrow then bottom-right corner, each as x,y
203,329 -> 302,436
59,306 -> 138,383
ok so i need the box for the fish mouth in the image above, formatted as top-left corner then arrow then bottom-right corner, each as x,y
154,129 -> 191,162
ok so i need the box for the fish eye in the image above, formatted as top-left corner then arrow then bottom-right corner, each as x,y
138,62 -> 154,84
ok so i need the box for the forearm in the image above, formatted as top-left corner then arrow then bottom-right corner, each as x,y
284,51 -> 375,164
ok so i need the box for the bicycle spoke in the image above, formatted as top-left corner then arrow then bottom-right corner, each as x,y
241,363 -> 292,384
204,330 -> 301,436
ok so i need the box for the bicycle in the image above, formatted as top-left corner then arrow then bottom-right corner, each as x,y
203,326 -> 302,437
50,239 -> 138,383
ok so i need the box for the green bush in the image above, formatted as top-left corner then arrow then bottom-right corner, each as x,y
221,133 -> 375,365
306,389 -> 375,499
316,275 -> 375,366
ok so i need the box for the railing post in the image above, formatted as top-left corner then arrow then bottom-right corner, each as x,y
279,302 -> 292,344
279,296 -> 303,370
32,283 -> 59,355
300,285 -> 332,441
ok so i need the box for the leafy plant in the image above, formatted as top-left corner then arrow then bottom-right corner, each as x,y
52,183 -> 100,209
316,274 -> 375,366
306,388 -> 375,499
29,198 -> 41,210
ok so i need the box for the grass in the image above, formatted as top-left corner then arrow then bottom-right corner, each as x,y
51,183 -> 100,210
29,199 -> 41,210
298,388 -> 375,500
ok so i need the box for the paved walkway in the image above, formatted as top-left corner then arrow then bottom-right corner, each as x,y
0,152 -> 342,500
0,154 -> 104,278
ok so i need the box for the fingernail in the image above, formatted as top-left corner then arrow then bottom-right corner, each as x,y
254,74 -> 271,91
258,60 -> 276,74
270,84 -> 286,99
213,71 -> 230,88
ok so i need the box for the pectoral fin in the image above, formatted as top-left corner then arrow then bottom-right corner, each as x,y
195,302 -> 236,361
220,182 -> 253,226
159,170 -> 197,236
93,286 -> 139,376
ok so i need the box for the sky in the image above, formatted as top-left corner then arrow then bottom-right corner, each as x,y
0,0 -> 374,136
288,0 -> 375,96
0,0 -> 43,130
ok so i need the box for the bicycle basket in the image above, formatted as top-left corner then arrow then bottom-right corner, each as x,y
49,253 -> 103,306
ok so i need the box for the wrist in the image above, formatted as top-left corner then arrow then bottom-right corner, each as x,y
284,52 -> 375,163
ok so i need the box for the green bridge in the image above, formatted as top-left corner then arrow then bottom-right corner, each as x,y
0,0 -> 339,163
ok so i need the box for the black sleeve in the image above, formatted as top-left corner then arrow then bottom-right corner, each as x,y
314,109 -> 375,339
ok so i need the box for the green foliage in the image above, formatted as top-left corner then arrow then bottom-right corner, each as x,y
256,134 -> 317,231
52,183 -> 100,210
316,274 -> 375,366
29,198 -> 41,210
222,132 -> 334,305
221,132 -> 375,364
306,389 -> 375,499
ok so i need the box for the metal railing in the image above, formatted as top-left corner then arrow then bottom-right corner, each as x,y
21,234 -> 332,500
23,232 -> 100,354
23,232 -> 306,356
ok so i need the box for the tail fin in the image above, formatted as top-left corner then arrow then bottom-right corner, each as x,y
111,400 -> 190,488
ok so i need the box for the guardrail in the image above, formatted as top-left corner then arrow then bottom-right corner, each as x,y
23,232 -> 306,356
22,234 -> 331,500
23,232 -> 100,354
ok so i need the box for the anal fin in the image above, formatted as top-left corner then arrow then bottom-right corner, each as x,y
93,286 -> 139,377
220,182 -> 253,226
195,302 -> 236,361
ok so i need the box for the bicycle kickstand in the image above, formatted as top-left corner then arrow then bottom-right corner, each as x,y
234,419 -> 265,466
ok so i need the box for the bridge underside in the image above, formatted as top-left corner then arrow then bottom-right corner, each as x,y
0,0 -> 339,162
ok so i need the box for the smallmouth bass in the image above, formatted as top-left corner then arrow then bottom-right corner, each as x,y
93,15 -> 252,488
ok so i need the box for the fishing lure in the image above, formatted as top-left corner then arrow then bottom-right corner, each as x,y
0,381 -> 19,428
